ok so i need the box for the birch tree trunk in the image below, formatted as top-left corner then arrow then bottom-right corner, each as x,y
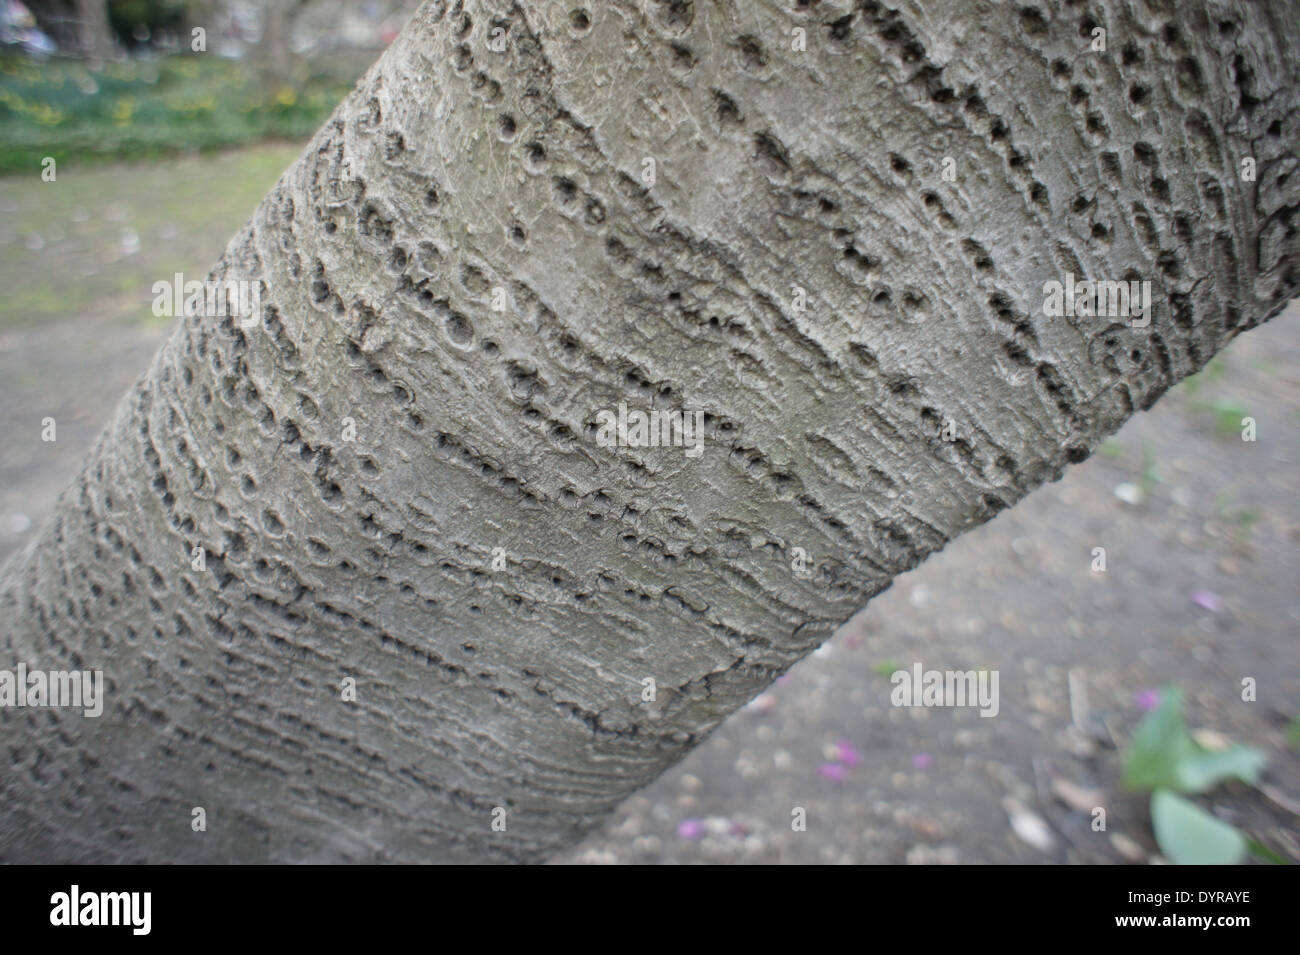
2,0 -> 1297,863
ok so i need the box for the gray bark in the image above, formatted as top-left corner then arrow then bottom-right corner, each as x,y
1,0 -> 1297,863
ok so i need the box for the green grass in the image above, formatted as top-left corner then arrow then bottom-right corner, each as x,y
0,50 -> 371,174
0,142 -> 302,329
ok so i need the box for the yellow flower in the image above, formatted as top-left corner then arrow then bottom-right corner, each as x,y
274,85 -> 297,107
112,97 -> 135,125
33,103 -> 64,126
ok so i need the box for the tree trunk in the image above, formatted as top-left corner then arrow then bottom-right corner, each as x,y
259,0 -> 294,91
2,0 -> 1296,863
74,0 -> 113,60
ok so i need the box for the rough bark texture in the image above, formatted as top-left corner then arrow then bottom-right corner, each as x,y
2,0 -> 1297,863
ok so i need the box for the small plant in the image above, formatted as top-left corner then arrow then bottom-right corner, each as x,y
1099,438 -> 1124,460
1213,488 -> 1261,544
873,659 -> 902,679
1138,439 -> 1161,499
1178,360 -> 1253,438
1286,716 -> 1300,750
1208,398 -> 1251,437
1122,687 -> 1267,864
1180,357 -> 1228,398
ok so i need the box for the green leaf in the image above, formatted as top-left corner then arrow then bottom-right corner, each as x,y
1174,744 -> 1267,793
1122,687 -> 1268,793
1151,790 -> 1246,865
873,660 -> 901,679
1287,716 -> 1300,749
1123,688 -> 1195,791
1247,840 -> 1291,865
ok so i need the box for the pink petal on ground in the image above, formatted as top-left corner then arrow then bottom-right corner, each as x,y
818,763 -> 848,782
1191,589 -> 1224,613
676,818 -> 705,840
912,753 -> 933,770
835,739 -> 862,766
1135,689 -> 1161,711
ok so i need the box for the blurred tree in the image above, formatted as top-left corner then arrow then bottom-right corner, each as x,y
256,0 -> 309,91
74,0 -> 111,58
107,0 -> 188,49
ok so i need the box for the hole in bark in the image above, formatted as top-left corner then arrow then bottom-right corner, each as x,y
651,0 -> 694,33
1133,142 -> 1158,166
445,312 -> 473,346
1018,7 -> 1048,35
1100,151 -> 1122,183
460,264 -> 490,295
383,131 -> 405,161
754,132 -> 791,176
262,510 -> 285,536
827,13 -> 854,44
737,34 -> 766,69
668,42 -> 695,72
1180,56 -> 1206,97
713,89 -> 744,127
552,176 -> 579,208
963,239 -> 993,271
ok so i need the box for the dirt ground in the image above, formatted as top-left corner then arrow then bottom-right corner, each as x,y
1,150 -> 1296,864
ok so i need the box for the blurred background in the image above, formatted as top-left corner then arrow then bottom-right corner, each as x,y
0,1 -> 1296,864
0,0 -> 417,173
